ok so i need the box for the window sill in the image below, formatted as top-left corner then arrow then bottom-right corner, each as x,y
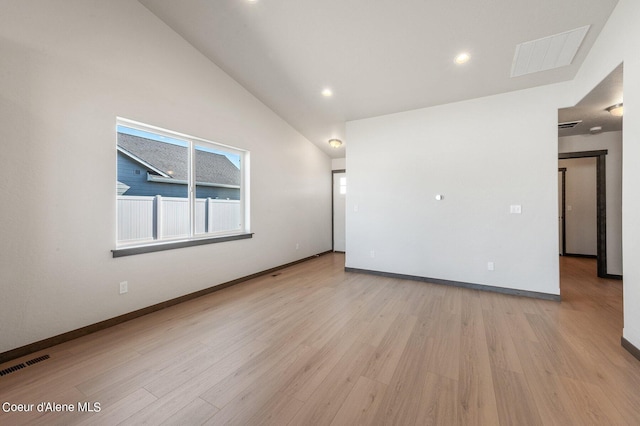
112,233 -> 253,258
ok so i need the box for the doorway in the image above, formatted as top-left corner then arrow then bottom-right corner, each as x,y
559,157 -> 598,259
332,170 -> 346,252
558,151 -> 608,277
557,64 -> 623,280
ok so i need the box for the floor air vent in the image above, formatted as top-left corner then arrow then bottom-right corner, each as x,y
0,354 -> 50,376
0,363 -> 26,376
26,354 -> 50,366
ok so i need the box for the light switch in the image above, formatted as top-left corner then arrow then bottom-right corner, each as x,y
435,194 -> 444,201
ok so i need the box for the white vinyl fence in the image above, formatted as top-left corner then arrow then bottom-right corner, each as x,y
117,195 -> 241,243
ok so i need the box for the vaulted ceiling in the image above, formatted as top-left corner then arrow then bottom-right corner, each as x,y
139,0 -> 619,157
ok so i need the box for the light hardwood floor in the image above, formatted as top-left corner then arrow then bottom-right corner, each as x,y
1,254 -> 639,425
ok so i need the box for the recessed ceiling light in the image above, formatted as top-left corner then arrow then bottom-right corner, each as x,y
454,52 -> 470,65
247,0 -> 258,3
321,88 -> 333,97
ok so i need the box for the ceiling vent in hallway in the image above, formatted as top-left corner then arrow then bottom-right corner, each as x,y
511,25 -> 590,77
558,120 -> 582,129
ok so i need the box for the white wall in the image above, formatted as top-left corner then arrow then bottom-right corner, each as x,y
332,158 -> 346,171
559,131 -> 623,274
0,0 -> 331,354
558,157 -> 597,256
569,0 -> 640,349
346,83 -> 570,296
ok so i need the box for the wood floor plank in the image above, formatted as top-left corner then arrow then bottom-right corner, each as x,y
361,313 -> 418,384
415,372 -> 458,426
457,290 -> 500,426
441,285 -> 463,315
119,371 -> 219,424
424,310 -> 461,381
247,394 -> 305,426
372,317 -> 433,425
120,340 -> 271,424
76,341 -> 210,397
77,388 -> 158,426
329,376 -> 387,426
351,279 -> 397,322
512,336 -> 597,426
142,339 -> 270,399
558,325 -> 640,421
491,368 -> 543,426
279,317 -> 370,402
359,297 -> 406,348
525,311 -> 599,383
559,376 -> 627,425
159,397 -> 218,426
503,310 -> 539,343
199,341 -> 307,409
203,346 -> 313,425
287,340 -> 377,425
482,309 -> 524,374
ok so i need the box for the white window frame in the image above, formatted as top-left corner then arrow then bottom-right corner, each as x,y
113,118 -> 251,257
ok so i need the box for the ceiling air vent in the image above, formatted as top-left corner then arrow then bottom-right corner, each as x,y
512,25 -> 590,77
558,120 -> 582,129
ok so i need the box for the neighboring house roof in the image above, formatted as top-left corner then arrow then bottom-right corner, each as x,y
117,133 -> 240,187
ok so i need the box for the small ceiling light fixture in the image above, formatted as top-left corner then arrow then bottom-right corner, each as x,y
589,126 -> 603,134
328,138 -> 342,148
454,52 -> 470,65
321,88 -> 333,97
606,103 -> 624,116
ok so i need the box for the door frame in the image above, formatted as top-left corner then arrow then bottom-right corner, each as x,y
558,150 -> 613,278
558,167 -> 567,256
332,169 -> 346,252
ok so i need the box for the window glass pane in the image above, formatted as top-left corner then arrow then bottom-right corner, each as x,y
117,126 -> 189,243
194,144 -> 242,235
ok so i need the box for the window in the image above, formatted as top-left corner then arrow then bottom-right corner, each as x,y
339,176 -> 347,195
114,118 -> 250,255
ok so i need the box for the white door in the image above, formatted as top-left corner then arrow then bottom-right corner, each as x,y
333,172 -> 346,252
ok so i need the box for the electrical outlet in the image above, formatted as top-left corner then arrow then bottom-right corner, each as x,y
370,250 -> 375,258
487,262 -> 495,271
119,281 -> 128,294
296,243 -> 299,250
